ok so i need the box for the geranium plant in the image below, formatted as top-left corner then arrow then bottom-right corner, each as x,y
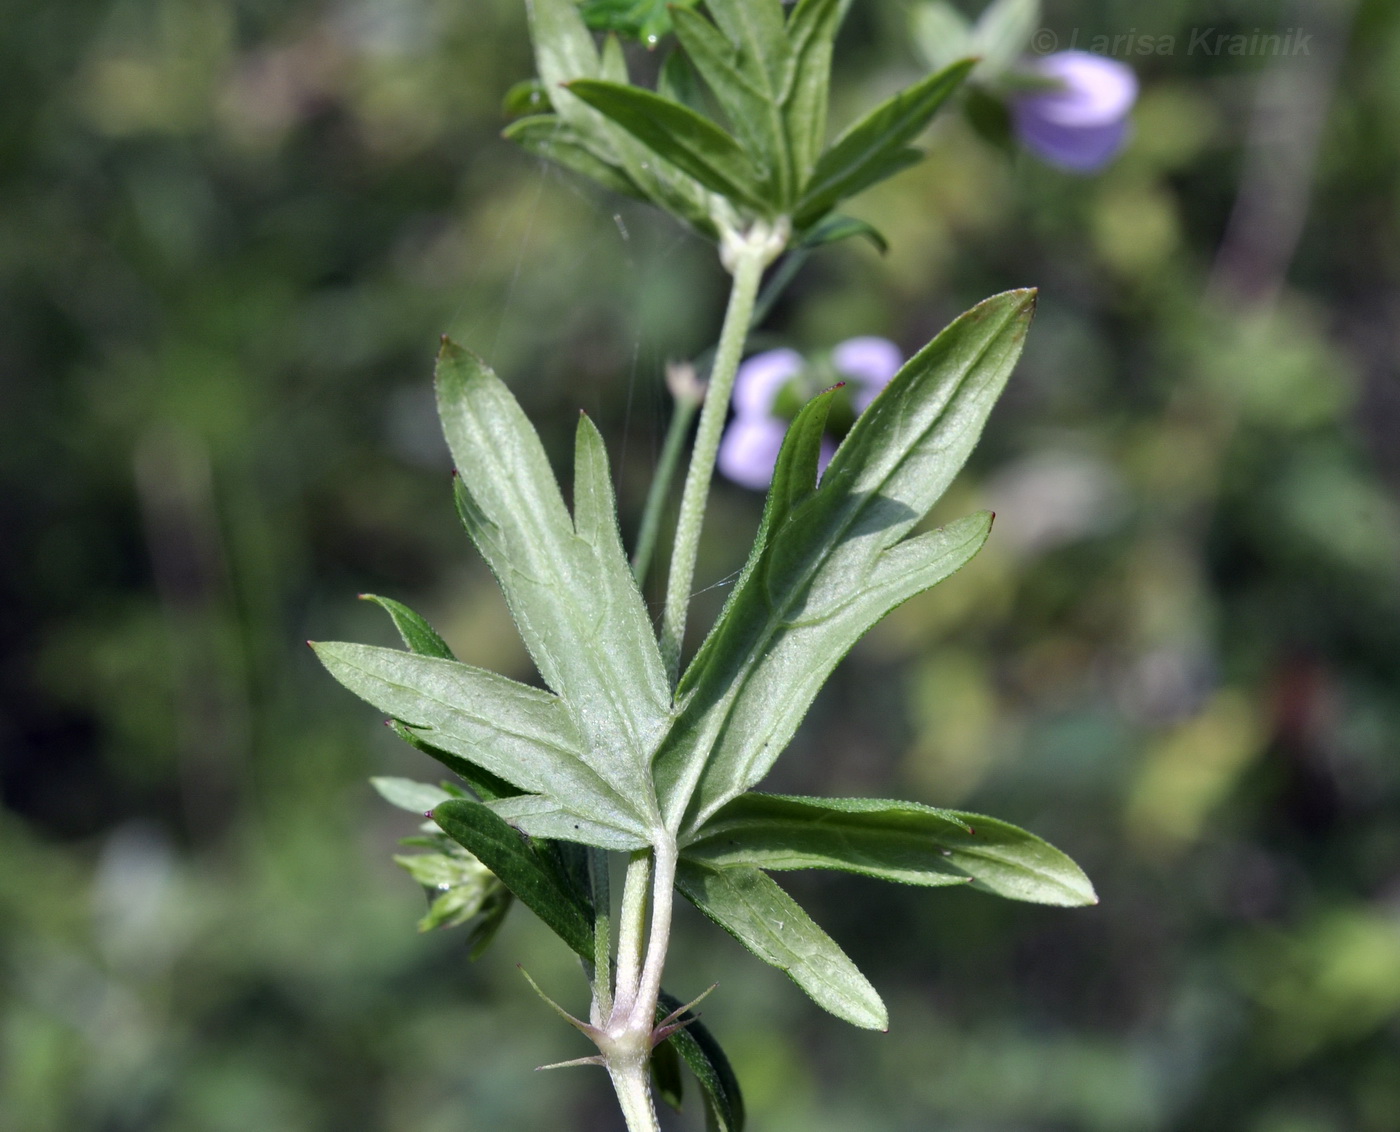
314,1 -> 1116,1127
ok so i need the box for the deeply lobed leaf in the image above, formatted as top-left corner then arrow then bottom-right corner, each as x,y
653,291 -> 1037,838
795,57 -> 976,227
314,642 -> 648,845
567,79 -> 768,212
435,341 -> 672,836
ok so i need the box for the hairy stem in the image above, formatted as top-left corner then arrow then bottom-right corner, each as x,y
588,847 -> 612,1026
631,365 -> 703,590
607,1058 -> 661,1132
658,220 -> 788,684
601,835 -> 677,1132
628,837 -> 677,1033
612,850 -> 651,1012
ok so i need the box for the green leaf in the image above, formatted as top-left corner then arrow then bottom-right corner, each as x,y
523,0 -> 718,236
675,860 -> 887,1030
433,798 -> 595,959
486,794 -> 647,852
910,1 -> 974,75
651,1030 -> 684,1111
371,776 -> 453,814
578,0 -> 701,44
504,114 -> 646,199
799,212 -> 889,254
704,0 -> 789,97
796,57 -> 975,226
503,78 -> 551,118
781,0 -> 847,185
525,0 -> 603,133
654,290 -> 1035,837
359,594 -> 454,660
656,990 -> 745,1131
387,718 -> 521,804
686,793 -> 1097,905
312,642 -> 650,846
657,46 -> 707,115
973,0 -> 1042,77
964,86 -> 1014,151
436,342 -> 670,832
566,80 -> 768,212
404,860 -> 505,933
465,887 -> 515,958
670,4 -> 788,203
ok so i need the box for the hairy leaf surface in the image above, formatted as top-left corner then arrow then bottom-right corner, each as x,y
687,793 -> 1098,905
676,860 -> 887,1030
654,291 -> 1036,837
436,343 -> 670,828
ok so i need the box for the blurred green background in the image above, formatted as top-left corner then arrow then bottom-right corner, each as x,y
4,0 -> 1399,1128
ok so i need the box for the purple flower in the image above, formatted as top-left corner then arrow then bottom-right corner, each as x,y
1011,51 -> 1137,173
717,337 -> 902,490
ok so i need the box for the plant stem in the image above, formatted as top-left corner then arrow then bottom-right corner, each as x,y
612,850 -> 651,1012
749,243 -> 810,330
658,221 -> 787,684
607,1059 -> 661,1132
628,837 -> 677,1033
588,847 -> 612,1026
631,365 -> 703,590
601,835 -> 676,1132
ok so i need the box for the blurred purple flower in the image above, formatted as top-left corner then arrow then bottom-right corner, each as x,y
1011,51 -> 1137,173
717,337 -> 902,490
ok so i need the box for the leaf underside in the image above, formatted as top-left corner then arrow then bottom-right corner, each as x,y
676,858 -> 888,1030
687,792 -> 1098,906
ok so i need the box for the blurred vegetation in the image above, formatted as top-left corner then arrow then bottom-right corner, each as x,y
4,0 -> 1399,1129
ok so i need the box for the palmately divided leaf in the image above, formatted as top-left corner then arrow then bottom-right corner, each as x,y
781,0 -> 847,185
433,798 -> 595,959
653,291 -> 1035,838
525,0 -> 606,137
504,114 -> 645,199
676,859 -> 887,1030
704,0 -> 789,95
388,718 -> 521,804
670,1 -> 791,205
312,642 -> 650,845
973,0 -> 1043,76
567,79 -> 769,212
685,793 -> 1098,905
487,794 -> 647,852
435,341 -> 671,832
521,0 -> 716,235
796,57 -> 975,227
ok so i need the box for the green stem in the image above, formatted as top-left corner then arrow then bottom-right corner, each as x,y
607,1060 -> 661,1132
612,850 -> 651,1011
659,221 -> 787,683
631,366 -> 702,589
749,244 -> 810,331
588,847 -> 612,1026
628,838 -> 677,1034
